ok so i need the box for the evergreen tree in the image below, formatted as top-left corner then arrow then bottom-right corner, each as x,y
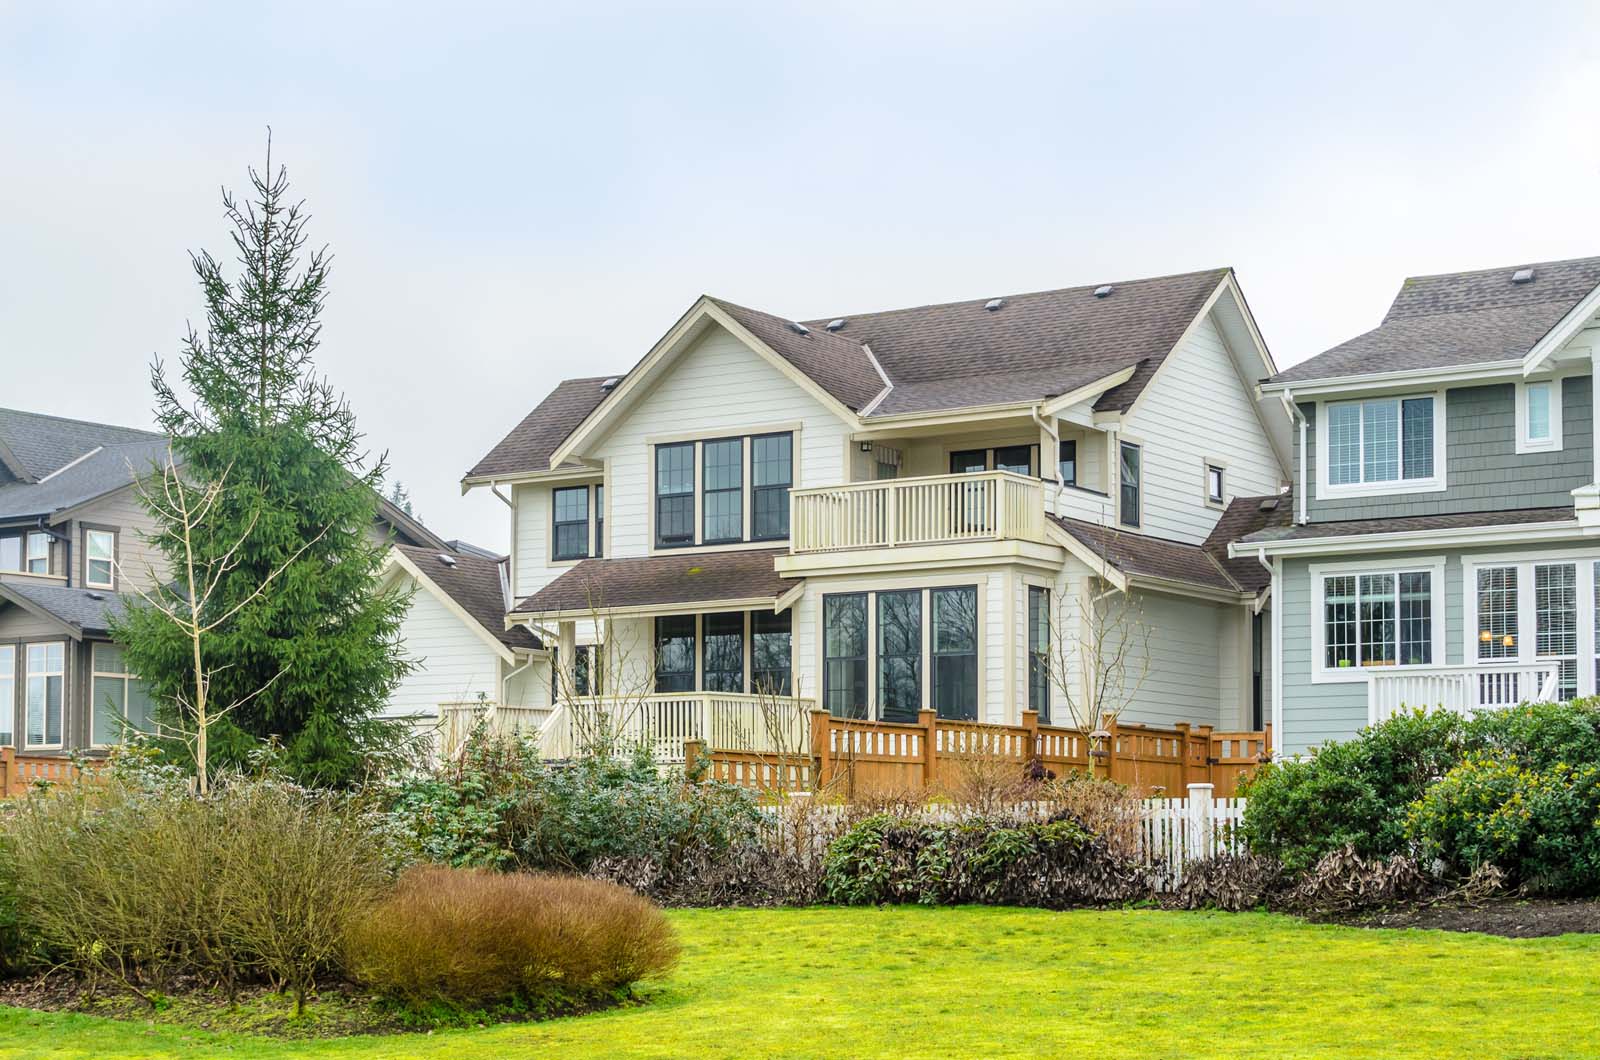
115,141 -> 415,787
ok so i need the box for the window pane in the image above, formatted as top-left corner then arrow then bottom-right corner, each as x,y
553,487 -> 588,523
1477,566 -> 1518,660
1057,440 -> 1077,486
0,646 -> 12,747
1207,466 -> 1224,502
702,612 -> 744,693
1358,574 -> 1396,666
703,440 -> 743,544
26,533 -> 48,574
994,445 -> 1031,476
1526,383 -> 1552,442
654,616 -> 696,693
0,537 -> 18,572
1398,572 -> 1432,665
1401,398 -> 1434,479
86,530 -> 114,586
931,586 -> 978,720
949,450 -> 986,474
876,591 -> 922,723
752,434 -> 792,540
824,594 -> 867,718
1119,443 -> 1140,528
127,679 -> 155,734
1028,586 -> 1050,721
595,485 -> 604,558
657,494 -> 693,546
1324,575 -> 1357,668
552,486 -> 590,560
92,641 -> 125,674
92,676 -> 126,745
1536,564 -> 1578,699
1361,399 -> 1400,482
751,610 -> 792,696
1327,403 -> 1361,485
656,444 -> 695,545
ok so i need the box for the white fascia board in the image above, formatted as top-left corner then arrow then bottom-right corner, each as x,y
386,548 -> 517,664
1125,573 -> 1251,605
1524,282 -> 1600,375
460,465 -> 604,493
1038,366 -> 1139,419
1259,360 -> 1523,398
1227,519 -> 1587,560
1042,521 -> 1129,592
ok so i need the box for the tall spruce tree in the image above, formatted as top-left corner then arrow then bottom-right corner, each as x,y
115,141 -> 415,787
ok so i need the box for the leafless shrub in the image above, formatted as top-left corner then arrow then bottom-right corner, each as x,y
1163,855 -> 1287,911
1284,844 -> 1433,913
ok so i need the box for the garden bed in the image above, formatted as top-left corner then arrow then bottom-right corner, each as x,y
1320,896 -> 1600,938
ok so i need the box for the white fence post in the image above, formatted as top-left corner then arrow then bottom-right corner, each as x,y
1185,782 -> 1214,862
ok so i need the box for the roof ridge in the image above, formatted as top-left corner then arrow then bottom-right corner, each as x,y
1399,253 -> 1600,285
0,407 -> 163,438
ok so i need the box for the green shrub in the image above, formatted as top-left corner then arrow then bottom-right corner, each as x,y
821,812 -> 1147,907
1240,709 -> 1466,872
344,866 -> 679,1012
1406,753 -> 1600,895
1464,698 -> 1600,772
5,774 -> 399,1010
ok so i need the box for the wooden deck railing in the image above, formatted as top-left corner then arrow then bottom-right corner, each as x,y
689,710 -> 1272,799
790,471 -> 1047,553
0,747 -> 93,796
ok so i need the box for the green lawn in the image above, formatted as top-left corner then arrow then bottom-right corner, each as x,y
0,907 -> 1595,1059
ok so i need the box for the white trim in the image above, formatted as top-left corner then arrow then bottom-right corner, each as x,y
1523,280 -> 1600,375
24,531 -> 50,576
1308,556 -> 1447,684
1514,377 -> 1563,454
1462,553 -> 1599,699
22,639 -> 66,751
83,528 -> 115,590
381,549 -> 518,665
1314,390 -> 1446,499
1269,555 -> 1283,753
1203,457 -> 1227,510
1229,518 -> 1586,559
1261,359 -> 1523,398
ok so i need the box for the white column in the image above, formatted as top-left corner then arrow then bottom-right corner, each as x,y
557,620 -> 576,700
1592,354 -> 1600,484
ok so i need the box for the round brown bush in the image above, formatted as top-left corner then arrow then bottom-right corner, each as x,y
344,866 -> 680,1011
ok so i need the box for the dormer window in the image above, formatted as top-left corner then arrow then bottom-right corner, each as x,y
1318,393 -> 1444,497
1516,379 -> 1562,454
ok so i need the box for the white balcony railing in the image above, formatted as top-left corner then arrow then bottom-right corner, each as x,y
437,700 -> 552,755
1367,662 -> 1561,725
790,470 -> 1047,553
536,692 -> 815,762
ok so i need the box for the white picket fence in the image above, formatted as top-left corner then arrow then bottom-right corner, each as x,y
1139,783 -> 1246,887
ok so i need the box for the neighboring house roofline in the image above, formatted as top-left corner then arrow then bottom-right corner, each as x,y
0,437 -> 34,483
376,495 -> 449,551
1258,358 -> 1526,397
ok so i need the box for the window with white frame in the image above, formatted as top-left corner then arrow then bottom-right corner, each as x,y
1476,566 -> 1519,660
90,642 -> 154,747
25,532 -> 49,575
1516,380 -> 1563,453
24,642 -> 64,748
1535,562 -> 1579,701
0,536 -> 19,573
1316,564 -> 1436,676
1471,559 -> 1598,702
1323,395 -> 1437,490
0,646 -> 12,747
84,529 -> 115,588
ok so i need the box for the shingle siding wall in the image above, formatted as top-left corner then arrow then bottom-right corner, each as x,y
1299,377 -> 1592,523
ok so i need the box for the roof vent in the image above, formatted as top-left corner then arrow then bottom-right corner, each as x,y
1094,285 -> 1114,298
984,298 -> 1004,311
1258,498 -> 1279,512
789,321 -> 810,336
825,318 -> 847,331
600,376 -> 620,391
1512,268 -> 1535,284
85,591 -> 105,601
437,553 -> 457,567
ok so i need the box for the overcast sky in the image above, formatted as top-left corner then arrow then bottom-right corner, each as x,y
5,2 -> 1600,552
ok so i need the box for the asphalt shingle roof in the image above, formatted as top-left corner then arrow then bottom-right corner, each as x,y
1202,494 -> 1294,594
0,581 -> 127,636
514,548 -> 791,615
1051,516 -> 1243,594
0,438 -> 172,522
395,544 -> 540,650
1273,256 -> 1600,384
0,408 -> 162,481
1237,506 -> 1576,544
466,377 -> 614,480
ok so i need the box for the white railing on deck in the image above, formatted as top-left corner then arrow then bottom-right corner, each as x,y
536,692 -> 814,763
437,700 -> 551,755
1367,662 -> 1561,725
791,470 -> 1047,553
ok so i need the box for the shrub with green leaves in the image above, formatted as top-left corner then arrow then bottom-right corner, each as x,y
1406,752 -> 1600,895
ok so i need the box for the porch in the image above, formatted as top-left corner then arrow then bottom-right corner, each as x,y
1367,662 -> 1560,725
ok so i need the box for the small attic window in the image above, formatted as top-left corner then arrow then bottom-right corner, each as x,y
984,298 -> 1004,311
1094,285 -> 1114,298
789,321 -> 810,335
1512,268 -> 1535,284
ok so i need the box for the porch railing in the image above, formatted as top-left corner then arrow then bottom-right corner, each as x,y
790,471 -> 1047,553
1366,662 -> 1561,724
537,692 -> 815,763
437,700 -> 552,755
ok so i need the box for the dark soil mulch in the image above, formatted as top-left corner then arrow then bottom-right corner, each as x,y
1317,897 -> 1600,938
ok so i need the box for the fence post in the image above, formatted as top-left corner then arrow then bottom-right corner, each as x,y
809,709 -> 834,791
1019,708 -> 1039,769
1186,782 -> 1215,861
683,738 -> 704,781
919,708 -> 938,788
1094,711 -> 1118,782
1196,724 -> 1214,787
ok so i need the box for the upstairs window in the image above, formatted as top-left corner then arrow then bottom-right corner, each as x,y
1325,395 -> 1436,489
552,486 -> 591,561
703,439 -> 743,544
594,485 -> 604,557
0,536 -> 18,573
25,532 -> 48,575
1057,440 -> 1077,486
655,443 -> 695,547
84,529 -> 115,588
1206,464 -> 1225,507
1516,380 -> 1563,454
751,433 -> 793,541
1118,442 -> 1141,529
992,445 -> 1032,476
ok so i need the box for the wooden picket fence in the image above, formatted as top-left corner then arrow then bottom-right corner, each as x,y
1139,783 -> 1247,887
0,747 -> 91,796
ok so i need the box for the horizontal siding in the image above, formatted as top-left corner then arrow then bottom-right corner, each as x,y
1123,314 -> 1286,544
1278,558 -> 1368,755
386,578 -> 503,719
70,487 -> 167,594
1116,590 -> 1224,728
1301,377 -> 1592,522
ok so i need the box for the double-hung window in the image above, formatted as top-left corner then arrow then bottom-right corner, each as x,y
702,439 -> 743,544
90,643 -> 154,747
823,594 -> 868,718
931,587 -> 978,720
1324,395 -> 1437,491
702,612 -> 745,692
24,642 -> 64,749
0,646 -> 12,747
1516,380 -> 1562,453
751,610 -> 792,695
825,586 -> 980,719
876,591 -> 922,723
1317,564 -> 1435,677
25,532 -> 48,575
1119,442 -> 1141,529
1475,561 -> 1581,702
84,529 -> 115,588
655,443 -> 695,547
552,487 -> 590,561
751,433 -> 793,541
654,616 -> 696,692
1028,586 -> 1050,722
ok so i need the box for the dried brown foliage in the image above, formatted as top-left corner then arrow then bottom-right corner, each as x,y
1284,844 -> 1433,913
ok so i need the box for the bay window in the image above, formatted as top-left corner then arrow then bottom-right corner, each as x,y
876,591 -> 922,723
1323,394 -> 1438,491
25,641 -> 64,748
1314,562 -> 1437,678
826,585 -> 979,721
90,643 -> 154,747
824,594 -> 869,718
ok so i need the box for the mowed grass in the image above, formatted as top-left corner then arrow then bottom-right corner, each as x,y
0,906 -> 1596,1059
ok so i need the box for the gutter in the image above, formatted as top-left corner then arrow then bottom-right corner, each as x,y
1280,388 -> 1307,525
1229,518 -> 1585,559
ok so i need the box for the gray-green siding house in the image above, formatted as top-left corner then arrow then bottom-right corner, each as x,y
1227,255 -> 1600,755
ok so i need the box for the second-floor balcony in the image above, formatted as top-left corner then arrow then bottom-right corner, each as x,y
790,470 -> 1049,553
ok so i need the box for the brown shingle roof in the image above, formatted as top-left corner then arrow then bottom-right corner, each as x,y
710,299 -> 885,411
396,544 -> 541,650
1272,256 -> 1600,384
1202,494 -> 1294,594
1238,506 -> 1576,544
1051,516 -> 1243,594
466,377 -> 613,480
513,548 -> 792,616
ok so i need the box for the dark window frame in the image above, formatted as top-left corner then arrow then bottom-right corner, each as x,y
875,590 -> 922,724
823,593 -> 869,719
594,484 -> 604,557
654,615 -> 697,692
751,610 -> 792,696
751,432 -> 794,542
930,586 -> 979,720
1028,585 -> 1050,722
1206,464 -> 1225,506
654,442 -> 696,548
1119,441 -> 1142,529
701,437 -> 744,545
551,485 -> 592,561
1056,440 -> 1077,486
701,611 -> 746,693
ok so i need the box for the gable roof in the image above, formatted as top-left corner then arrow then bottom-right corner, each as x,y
1272,255 -> 1600,385
0,408 -> 163,483
1201,494 -> 1294,594
392,544 -> 541,651
0,581 -> 127,638
470,268 -> 1236,479
0,437 -> 173,523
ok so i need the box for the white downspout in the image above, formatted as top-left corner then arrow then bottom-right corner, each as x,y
1281,389 -> 1308,525
1031,405 -> 1063,508
1256,546 -> 1284,756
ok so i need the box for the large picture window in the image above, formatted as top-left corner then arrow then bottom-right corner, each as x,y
0,646 -> 12,747
702,612 -> 745,692
90,643 -> 154,747
1119,442 -> 1141,529
1321,568 -> 1433,671
751,610 -> 792,695
1028,586 -> 1050,722
702,439 -> 743,544
752,433 -> 793,541
654,615 -> 696,692
824,594 -> 868,718
1326,395 -> 1435,488
552,486 -> 591,561
24,642 -> 64,748
876,591 -> 922,723
931,587 -> 978,720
